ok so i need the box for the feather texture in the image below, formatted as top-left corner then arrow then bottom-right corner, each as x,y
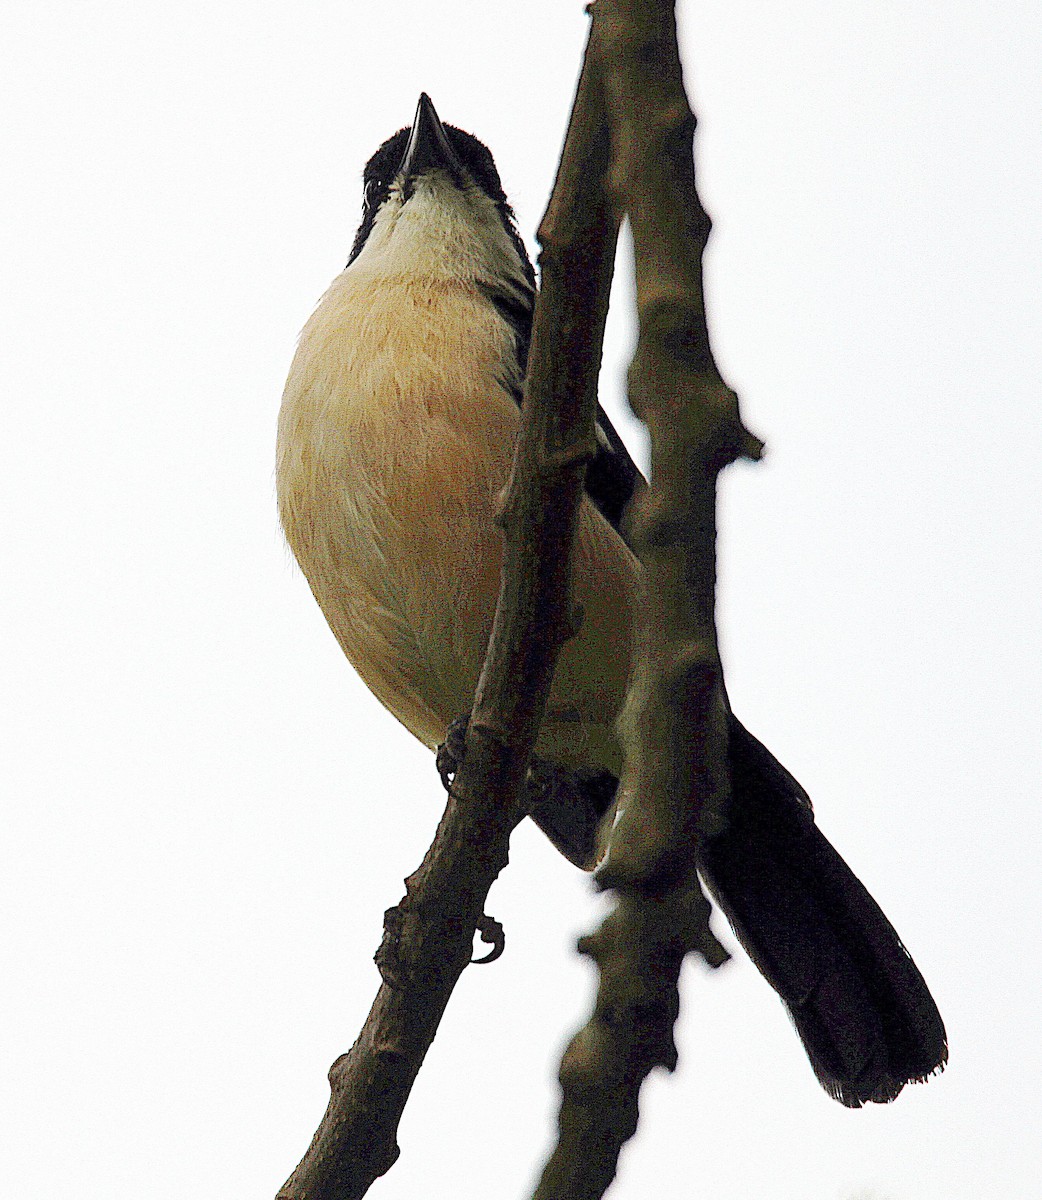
277,101 -> 945,1105
277,192 -> 639,771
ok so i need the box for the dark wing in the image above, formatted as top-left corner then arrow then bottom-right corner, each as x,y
584,403 -> 642,534
484,280 -> 644,536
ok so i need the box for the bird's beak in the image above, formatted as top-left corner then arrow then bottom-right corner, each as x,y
398,93 -> 464,196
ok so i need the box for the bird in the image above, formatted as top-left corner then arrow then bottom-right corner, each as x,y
277,92 -> 947,1107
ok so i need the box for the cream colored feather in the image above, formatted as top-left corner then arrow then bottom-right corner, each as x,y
277,174 -> 639,775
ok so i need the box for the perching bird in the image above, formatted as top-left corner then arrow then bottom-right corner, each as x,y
277,93 -> 947,1106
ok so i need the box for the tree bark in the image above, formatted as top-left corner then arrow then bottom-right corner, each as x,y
531,3 -> 763,1196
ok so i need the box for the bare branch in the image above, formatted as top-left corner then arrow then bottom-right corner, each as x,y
275,30 -> 621,1200
531,2 -> 762,1195
602,0 -> 764,887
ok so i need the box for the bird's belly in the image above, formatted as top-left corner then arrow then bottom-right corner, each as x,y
278,363 -> 520,746
277,296 -> 639,771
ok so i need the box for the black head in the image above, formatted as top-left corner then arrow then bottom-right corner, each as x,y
346,93 -> 535,289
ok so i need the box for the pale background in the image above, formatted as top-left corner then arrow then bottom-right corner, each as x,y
3,2 -> 1040,1198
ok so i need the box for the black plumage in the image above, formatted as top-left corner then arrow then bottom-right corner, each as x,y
703,718 -> 947,1105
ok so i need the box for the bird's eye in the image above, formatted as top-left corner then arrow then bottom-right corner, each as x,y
363,178 -> 383,212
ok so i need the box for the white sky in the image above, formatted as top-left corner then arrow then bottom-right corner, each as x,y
2,2 -> 1040,1198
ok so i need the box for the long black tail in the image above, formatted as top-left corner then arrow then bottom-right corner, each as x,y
697,716 -> 948,1106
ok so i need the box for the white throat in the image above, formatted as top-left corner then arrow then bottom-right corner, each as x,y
349,174 -> 531,298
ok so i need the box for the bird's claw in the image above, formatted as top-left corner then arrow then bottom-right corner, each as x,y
472,913 -> 505,964
375,903 -> 504,985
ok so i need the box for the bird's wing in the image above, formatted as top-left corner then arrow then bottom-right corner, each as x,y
483,279 -> 645,536
584,402 -> 643,535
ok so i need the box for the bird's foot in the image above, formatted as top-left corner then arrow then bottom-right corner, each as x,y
436,713 -> 470,791
374,902 -> 505,988
374,903 -> 407,989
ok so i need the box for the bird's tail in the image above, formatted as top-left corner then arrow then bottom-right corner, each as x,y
697,716 -> 948,1106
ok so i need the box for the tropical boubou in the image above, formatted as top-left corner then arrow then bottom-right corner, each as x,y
277,93 -> 947,1106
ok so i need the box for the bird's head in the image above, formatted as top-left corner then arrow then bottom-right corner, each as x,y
346,94 -> 535,301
